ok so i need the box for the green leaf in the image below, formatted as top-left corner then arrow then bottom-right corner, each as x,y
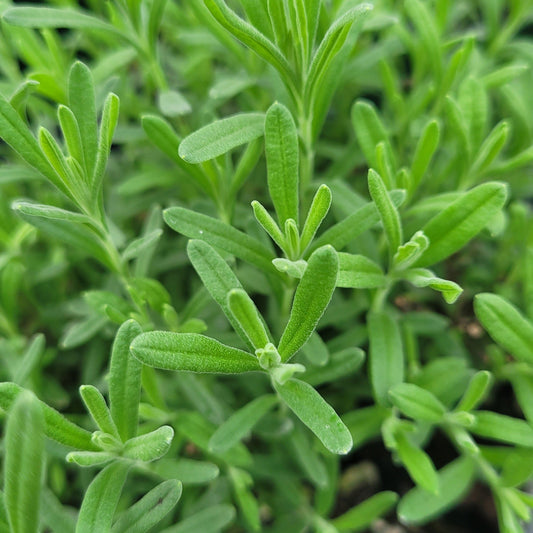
158,90 -> 192,117
471,411 -> 533,447
395,431 -> 439,494
289,425 -> 328,487
272,258 -> 307,278
208,394 -> 277,453
300,184 -> 332,253
66,451 -> 115,467
165,207 -> 275,274
178,113 -> 265,163
265,102 -> 299,226
393,231 -> 429,270
151,458 -> 219,485
130,332 -> 262,374
2,6 -> 118,33
93,92 -> 120,193
160,504 -> 235,533
470,120 -> 509,177
306,5 -> 372,106
410,119 -> 440,194
352,100 -> 395,171
389,383 -> 446,422
76,462 -> 130,533
4,391 -> 45,533
402,268 -> 463,304
79,385 -> 119,439
278,245 -> 338,361
203,0 -> 296,97
337,253 -> 386,289
108,320 -> 143,442
0,382 -> 96,451
456,371 -> 493,412
368,311 -> 404,406
304,347 -> 365,387
398,457 -> 476,525
58,105 -> 85,172
501,449 -> 533,488
251,200 -> 286,251
227,289 -> 270,350
122,425 -> 174,462
332,491 -> 398,532
343,405 -> 390,451
273,378 -> 352,454
414,182 -> 508,267
310,190 -> 405,253
368,169 -> 403,257
474,293 -> 533,365
122,229 -> 163,262
68,62 -> 98,179
111,480 -> 182,533
301,331 -> 329,367
228,467 -> 260,531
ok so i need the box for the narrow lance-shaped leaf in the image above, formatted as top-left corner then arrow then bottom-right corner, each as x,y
179,113 -> 265,163
251,200 -> 286,251
456,370 -> 493,412
368,169 -> 402,258
300,184 -> 332,253
68,62 -> 98,178
474,293 -> 533,365
131,332 -> 262,374
4,391 -> 45,533
58,105 -> 85,171
398,457 -> 476,525
159,504 -> 235,533
76,462 -> 130,533
227,289 -> 270,350
265,102 -> 299,226
79,385 -> 119,439
187,240 -> 258,350
208,394 -> 278,453
471,411 -> 533,447
337,253 -> 386,289
414,182 -> 507,267
395,431 -> 439,494
389,383 -> 446,423
368,311 -> 404,406
122,425 -> 174,462
410,119 -> 440,194
229,469 -> 260,530
111,480 -> 182,533
0,382 -> 96,450
164,207 -> 275,274
274,378 -> 352,454
109,319 -> 143,442
278,245 -> 338,361
402,268 -> 463,304
332,491 -> 398,532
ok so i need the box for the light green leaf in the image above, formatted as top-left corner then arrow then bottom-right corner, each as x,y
402,268 -> 463,304
228,467 -> 261,531
301,331 -> 329,367
393,231 -> 429,270
368,169 -> 403,257
158,90 -> 191,117
203,0 -> 296,97
337,252 -> 386,289
389,383 -> 446,422
66,451 -> 115,467
208,394 -> 277,453
165,208 -> 275,274
265,102 -> 299,226
471,411 -> 533,447
251,200 -> 286,251
58,105 -> 85,172
187,240 -> 260,350
398,457 -> 476,525
227,289 -> 270,350
160,504 -> 235,533
76,462 -> 130,533
278,245 -> 338,361
470,120 -> 509,177
0,382 -> 96,451
122,229 -> 163,262
79,385 -> 119,439
300,184 -> 332,253
109,320 -> 143,442
474,293 -> 533,365
122,426 -> 174,462
414,182 -> 508,267
410,119 -> 440,194
332,491 -> 398,532
395,432 -> 439,494
111,480 -> 182,533
151,458 -> 219,485
272,258 -> 307,278
178,113 -> 265,163
368,311 -> 404,406
274,378 -> 352,454
4,391 -> 45,533
3,6 -> 118,33
289,425 -> 328,487
304,347 -> 365,387
68,62 -> 98,179
130,332 -> 262,374
456,371 -> 493,412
